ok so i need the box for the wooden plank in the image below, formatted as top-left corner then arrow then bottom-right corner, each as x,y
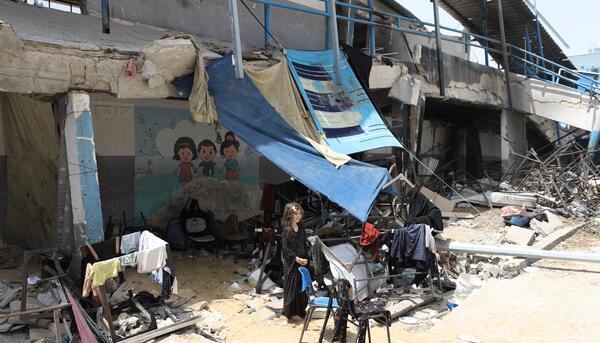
421,186 -> 456,212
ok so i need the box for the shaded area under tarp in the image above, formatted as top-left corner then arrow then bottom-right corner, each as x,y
206,56 -> 389,222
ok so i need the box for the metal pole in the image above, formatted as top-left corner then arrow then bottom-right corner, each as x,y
346,0 -> 356,45
228,0 -> 244,80
481,0 -> 489,66
101,0 -> 110,34
498,0 -> 512,109
438,241 -> 600,264
533,0 -> 545,69
264,4 -> 271,47
432,0 -> 445,96
327,0 -> 342,84
368,0 -> 376,57
524,23 -> 531,75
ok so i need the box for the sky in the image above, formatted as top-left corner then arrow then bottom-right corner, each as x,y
396,0 -> 600,57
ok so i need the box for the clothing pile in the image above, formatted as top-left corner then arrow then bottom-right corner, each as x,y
82,231 -> 178,301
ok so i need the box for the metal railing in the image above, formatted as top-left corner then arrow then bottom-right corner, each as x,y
247,0 -> 600,98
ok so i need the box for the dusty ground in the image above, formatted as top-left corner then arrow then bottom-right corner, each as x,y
1,211 -> 599,342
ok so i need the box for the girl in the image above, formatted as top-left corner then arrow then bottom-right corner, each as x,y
173,137 -> 197,183
281,202 -> 310,322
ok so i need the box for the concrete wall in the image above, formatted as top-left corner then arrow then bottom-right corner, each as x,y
86,0 -> 327,50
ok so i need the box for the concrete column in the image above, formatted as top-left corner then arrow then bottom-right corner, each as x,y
501,109 -> 527,172
64,92 -> 104,245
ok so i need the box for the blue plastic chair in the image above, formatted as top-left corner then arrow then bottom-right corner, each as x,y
298,266 -> 338,343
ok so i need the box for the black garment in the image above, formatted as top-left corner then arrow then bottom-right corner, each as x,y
309,236 -> 329,288
341,43 -> 372,90
405,186 -> 443,233
390,224 -> 428,264
281,226 -> 309,318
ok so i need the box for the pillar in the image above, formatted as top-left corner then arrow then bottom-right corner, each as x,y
60,92 -> 104,248
501,109 -> 527,173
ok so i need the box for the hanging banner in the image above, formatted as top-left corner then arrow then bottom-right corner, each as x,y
286,49 -> 402,154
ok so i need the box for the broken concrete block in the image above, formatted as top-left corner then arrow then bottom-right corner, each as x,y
505,226 -> 535,246
140,38 -> 196,82
141,60 -> 158,80
388,77 -> 421,106
530,211 -> 564,235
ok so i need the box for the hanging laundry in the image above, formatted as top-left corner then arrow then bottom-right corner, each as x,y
119,252 -> 138,268
120,231 -> 141,254
137,231 -> 168,273
92,258 -> 122,287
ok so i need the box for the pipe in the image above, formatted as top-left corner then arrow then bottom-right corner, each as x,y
481,0 -> 488,66
368,0 -> 375,57
327,0 -> 342,85
497,0 -> 513,109
438,241 -> 600,263
432,0 -> 445,97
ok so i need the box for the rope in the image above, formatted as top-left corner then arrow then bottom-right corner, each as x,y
238,0 -> 285,50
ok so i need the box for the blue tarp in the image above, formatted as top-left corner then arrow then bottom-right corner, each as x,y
206,55 -> 390,222
286,49 -> 402,155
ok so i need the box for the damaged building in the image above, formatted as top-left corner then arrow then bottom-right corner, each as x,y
0,0 -> 600,342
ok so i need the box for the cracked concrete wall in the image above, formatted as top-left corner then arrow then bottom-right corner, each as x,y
86,0 -> 326,50
376,45 -> 600,132
0,21 -> 201,100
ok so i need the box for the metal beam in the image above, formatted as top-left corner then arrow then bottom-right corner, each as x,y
327,0 -> 342,84
345,0 -> 356,45
368,0 -> 376,57
264,3 -> 271,47
228,0 -> 244,79
438,241 -> 600,264
101,0 -> 109,34
432,0 -> 445,96
481,0 -> 488,66
522,0 -> 570,49
497,0 -> 513,109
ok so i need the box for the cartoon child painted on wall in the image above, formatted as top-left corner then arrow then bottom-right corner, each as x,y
220,131 -> 240,181
198,139 -> 217,177
173,137 -> 197,183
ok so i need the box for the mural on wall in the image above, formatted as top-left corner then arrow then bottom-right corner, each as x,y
134,105 -> 260,227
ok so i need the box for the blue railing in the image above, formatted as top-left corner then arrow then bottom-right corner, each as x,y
247,0 -> 600,98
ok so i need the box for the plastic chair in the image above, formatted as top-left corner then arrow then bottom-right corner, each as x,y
298,266 -> 338,343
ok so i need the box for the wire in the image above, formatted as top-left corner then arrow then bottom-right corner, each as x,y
403,148 -> 483,216
238,0 -> 284,50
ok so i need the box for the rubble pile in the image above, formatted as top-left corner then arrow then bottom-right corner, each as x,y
504,140 -> 600,218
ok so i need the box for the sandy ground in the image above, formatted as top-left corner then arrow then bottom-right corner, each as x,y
2,210 -> 599,342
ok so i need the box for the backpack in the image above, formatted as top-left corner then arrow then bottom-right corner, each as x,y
180,199 -> 208,233
165,218 -> 186,251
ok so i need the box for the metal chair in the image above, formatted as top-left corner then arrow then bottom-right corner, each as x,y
298,266 -> 339,343
320,279 -> 391,343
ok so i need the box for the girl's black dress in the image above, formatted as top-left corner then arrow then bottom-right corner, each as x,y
281,225 -> 309,318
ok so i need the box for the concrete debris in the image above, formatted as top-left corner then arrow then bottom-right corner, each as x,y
504,226 -> 536,246
529,211 -> 564,235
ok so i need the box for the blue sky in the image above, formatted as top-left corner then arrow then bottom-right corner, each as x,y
396,0 -> 600,57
